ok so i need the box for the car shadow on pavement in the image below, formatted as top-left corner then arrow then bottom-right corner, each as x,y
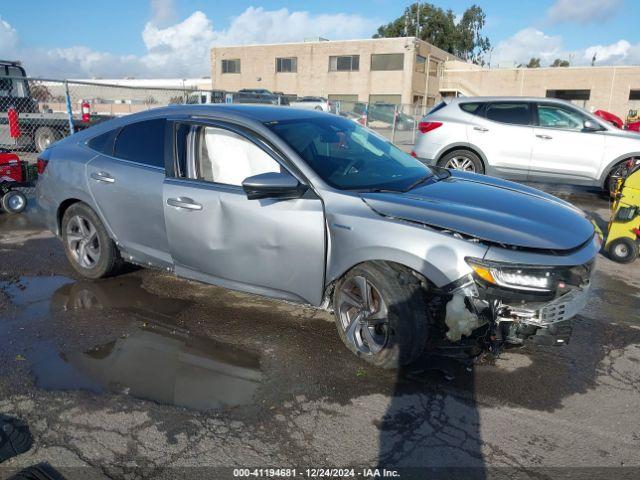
376,288 -> 486,480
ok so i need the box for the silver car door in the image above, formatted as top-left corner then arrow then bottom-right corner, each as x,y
86,119 -> 172,267
466,101 -> 534,180
163,122 -> 326,305
530,102 -> 605,184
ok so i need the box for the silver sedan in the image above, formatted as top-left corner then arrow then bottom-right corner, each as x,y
36,105 -> 599,368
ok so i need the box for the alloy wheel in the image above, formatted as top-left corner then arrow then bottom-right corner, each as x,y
337,275 -> 389,355
66,215 -> 101,269
445,155 -> 476,172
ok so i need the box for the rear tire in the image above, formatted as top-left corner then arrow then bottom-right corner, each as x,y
607,238 -> 638,264
437,149 -> 484,174
33,126 -> 61,153
61,202 -> 123,279
1,191 -> 27,214
332,262 -> 429,369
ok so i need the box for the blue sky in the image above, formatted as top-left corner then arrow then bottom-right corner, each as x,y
0,0 -> 637,77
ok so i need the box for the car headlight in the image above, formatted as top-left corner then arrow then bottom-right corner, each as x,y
465,258 -> 553,292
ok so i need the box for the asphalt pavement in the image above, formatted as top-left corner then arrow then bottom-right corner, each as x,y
0,184 -> 639,480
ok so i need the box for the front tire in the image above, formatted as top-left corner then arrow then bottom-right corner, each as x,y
1,191 -> 27,214
61,202 -> 122,279
332,262 -> 429,369
437,149 -> 484,174
608,238 -> 638,264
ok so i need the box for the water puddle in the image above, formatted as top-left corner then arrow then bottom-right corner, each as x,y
1,275 -> 263,411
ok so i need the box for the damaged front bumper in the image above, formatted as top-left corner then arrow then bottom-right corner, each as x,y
442,255 -> 595,347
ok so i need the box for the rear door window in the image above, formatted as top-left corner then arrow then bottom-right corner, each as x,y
485,102 -> 531,126
114,119 -> 165,168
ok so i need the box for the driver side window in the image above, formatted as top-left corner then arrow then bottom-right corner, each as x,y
195,126 -> 281,186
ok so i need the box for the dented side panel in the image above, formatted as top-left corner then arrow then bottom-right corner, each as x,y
163,178 -> 326,305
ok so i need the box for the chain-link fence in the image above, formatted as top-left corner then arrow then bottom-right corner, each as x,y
1,75 -> 431,167
0,76 -> 206,164
333,101 -> 433,148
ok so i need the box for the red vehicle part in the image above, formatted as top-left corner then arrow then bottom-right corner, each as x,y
594,109 -> 623,128
7,107 -> 21,138
626,121 -> 640,132
0,152 -> 23,183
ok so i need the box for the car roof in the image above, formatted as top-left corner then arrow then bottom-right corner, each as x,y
447,96 -> 579,105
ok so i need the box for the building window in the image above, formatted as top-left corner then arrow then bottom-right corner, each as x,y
370,53 -> 404,71
428,60 -> 441,77
630,90 -> 640,100
368,94 -> 401,105
415,55 -> 426,73
276,57 -> 297,73
329,55 -> 359,72
222,59 -> 241,74
546,89 -> 591,101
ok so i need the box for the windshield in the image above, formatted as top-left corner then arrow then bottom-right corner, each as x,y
265,116 -> 433,191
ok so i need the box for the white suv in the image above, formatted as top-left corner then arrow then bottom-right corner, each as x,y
413,97 -> 640,192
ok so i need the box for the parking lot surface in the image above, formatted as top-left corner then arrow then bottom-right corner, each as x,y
0,185 -> 639,479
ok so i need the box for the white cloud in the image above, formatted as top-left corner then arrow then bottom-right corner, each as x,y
584,40 -> 631,63
546,0 -> 622,25
5,6 -> 379,78
150,0 -> 177,26
0,16 -> 18,55
492,28 -> 564,66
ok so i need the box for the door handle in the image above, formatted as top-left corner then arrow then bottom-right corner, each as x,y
536,134 -> 553,140
90,171 -> 115,183
473,126 -> 489,132
167,197 -> 203,211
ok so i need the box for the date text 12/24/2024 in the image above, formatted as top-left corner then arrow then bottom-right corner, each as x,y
233,468 -> 400,478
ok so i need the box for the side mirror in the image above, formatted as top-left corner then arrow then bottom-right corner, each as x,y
583,120 -> 602,132
242,171 -> 307,200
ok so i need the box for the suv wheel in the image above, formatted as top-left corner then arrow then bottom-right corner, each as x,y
605,161 -> 627,195
34,127 -> 61,153
333,262 -> 429,369
438,150 -> 484,174
61,203 -> 123,279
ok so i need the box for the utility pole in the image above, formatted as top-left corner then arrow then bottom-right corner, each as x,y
404,9 -> 409,36
415,2 -> 421,39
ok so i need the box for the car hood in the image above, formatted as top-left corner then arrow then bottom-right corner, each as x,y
361,172 -> 595,251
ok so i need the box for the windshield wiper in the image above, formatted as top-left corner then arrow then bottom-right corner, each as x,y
403,174 -> 434,192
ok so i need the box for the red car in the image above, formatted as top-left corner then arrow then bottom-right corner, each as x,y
594,109 -> 624,128
626,120 -> 640,133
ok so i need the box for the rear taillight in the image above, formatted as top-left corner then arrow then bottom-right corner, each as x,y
418,121 -> 442,134
37,157 -> 49,174
410,151 -> 418,158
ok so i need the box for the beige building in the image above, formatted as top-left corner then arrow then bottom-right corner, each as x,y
210,37 -> 458,107
210,37 -> 640,120
441,62 -> 640,119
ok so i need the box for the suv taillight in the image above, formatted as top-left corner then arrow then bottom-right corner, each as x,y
418,121 -> 443,134
37,157 -> 49,174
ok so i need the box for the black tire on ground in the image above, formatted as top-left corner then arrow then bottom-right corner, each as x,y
1,190 -> 27,214
33,126 -> 61,153
332,261 -> 430,369
61,202 -> 123,279
607,237 -> 638,264
437,149 -> 484,174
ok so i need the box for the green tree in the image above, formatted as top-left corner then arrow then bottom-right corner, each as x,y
526,57 -> 541,68
550,58 -> 570,67
373,3 -> 491,65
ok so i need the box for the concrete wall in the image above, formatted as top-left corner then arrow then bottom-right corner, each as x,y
442,65 -> 640,119
211,38 -> 457,105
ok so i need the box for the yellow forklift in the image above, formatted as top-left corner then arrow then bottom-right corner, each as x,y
606,159 -> 640,263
